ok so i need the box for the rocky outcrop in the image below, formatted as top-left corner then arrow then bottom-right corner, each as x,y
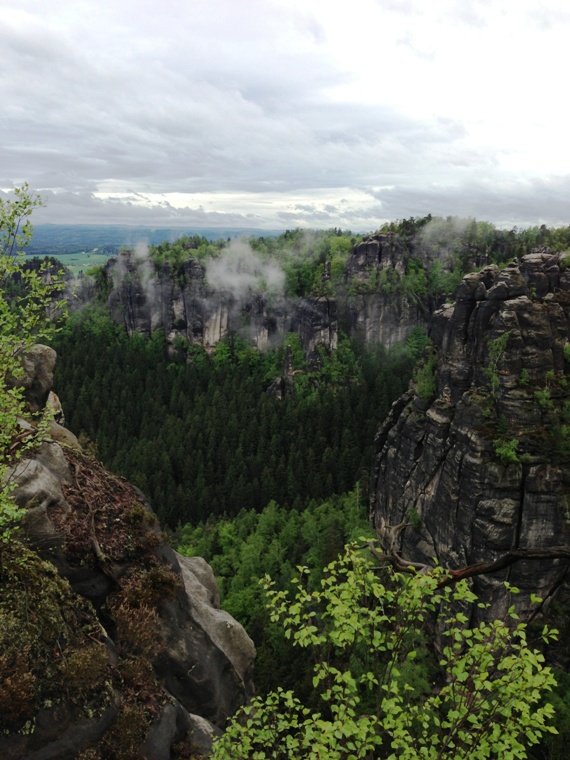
292,296 -> 338,359
87,252 -> 296,353
73,238 -> 438,360
371,252 -> 570,633
344,233 -> 408,280
18,344 -> 57,413
1,347 -> 255,759
339,291 -> 425,349
338,233 -> 438,348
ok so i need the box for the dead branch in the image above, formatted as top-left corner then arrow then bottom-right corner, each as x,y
367,537 -> 570,586
438,547 -> 570,587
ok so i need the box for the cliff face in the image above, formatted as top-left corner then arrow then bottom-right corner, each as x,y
371,252 -> 570,635
338,234 -> 436,348
1,347 -> 255,759
79,252 -> 337,359
73,234 -> 443,358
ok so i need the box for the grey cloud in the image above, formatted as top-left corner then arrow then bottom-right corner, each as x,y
372,176 -> 570,228
2,0 -> 568,231
5,2 -> 473,198
28,190 -> 264,227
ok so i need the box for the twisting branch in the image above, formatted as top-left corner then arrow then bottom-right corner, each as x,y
367,540 -> 431,574
437,547 -> 570,587
366,533 -> 570,586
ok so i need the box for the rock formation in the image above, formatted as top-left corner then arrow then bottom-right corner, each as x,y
371,252 -> 570,641
72,234 -> 443,361
87,251 -> 298,350
1,347 -> 255,759
338,233 -> 436,348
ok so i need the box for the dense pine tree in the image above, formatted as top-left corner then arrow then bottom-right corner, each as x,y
52,310 -> 419,528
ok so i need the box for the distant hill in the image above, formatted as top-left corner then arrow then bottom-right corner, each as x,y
27,224 -> 283,256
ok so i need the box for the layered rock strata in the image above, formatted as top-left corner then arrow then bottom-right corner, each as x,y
339,234 -> 437,348
371,252 -> 570,631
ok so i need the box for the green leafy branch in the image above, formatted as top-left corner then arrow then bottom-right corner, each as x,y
0,186 -> 66,545
212,544 -> 557,759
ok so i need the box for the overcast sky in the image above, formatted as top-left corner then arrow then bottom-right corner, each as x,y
1,0 -> 569,231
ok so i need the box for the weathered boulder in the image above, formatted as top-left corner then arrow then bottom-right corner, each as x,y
177,555 -> 256,695
11,344 -> 57,413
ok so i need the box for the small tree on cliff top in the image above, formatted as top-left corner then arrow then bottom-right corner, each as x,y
212,544 -> 557,759
0,186 -> 65,543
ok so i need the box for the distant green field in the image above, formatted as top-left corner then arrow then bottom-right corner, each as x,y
27,250 -> 116,277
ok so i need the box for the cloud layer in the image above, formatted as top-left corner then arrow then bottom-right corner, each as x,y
1,0 -> 569,230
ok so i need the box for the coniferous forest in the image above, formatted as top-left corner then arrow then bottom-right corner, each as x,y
51,309 -> 424,699
53,314 -> 420,528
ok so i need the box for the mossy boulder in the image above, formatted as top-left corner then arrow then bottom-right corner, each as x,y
0,541 -> 117,759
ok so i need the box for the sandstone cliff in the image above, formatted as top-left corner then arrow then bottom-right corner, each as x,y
72,234 -> 444,359
1,347 -> 255,759
371,252 -> 570,644
76,252 -> 337,360
338,234 -> 433,347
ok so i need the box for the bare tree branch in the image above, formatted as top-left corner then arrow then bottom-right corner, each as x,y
367,535 -> 570,586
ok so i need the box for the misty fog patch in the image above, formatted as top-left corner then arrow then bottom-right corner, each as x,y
205,241 -> 285,299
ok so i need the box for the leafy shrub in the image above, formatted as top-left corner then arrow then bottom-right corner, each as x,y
414,348 -> 437,402
493,437 -> 520,465
212,545 -> 557,759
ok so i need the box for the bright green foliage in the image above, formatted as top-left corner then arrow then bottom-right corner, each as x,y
248,228 -> 361,297
0,186 -> 66,542
150,234 -> 223,270
177,490 -> 374,696
493,437 -> 520,465
402,258 -> 428,298
212,545 -> 557,759
414,345 -> 437,402
485,331 -> 511,397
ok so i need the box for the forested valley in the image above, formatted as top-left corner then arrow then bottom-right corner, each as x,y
32,216 -> 570,756
51,310 -> 422,696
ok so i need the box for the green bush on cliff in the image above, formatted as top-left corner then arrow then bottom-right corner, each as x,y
493,437 -> 520,465
414,346 -> 437,402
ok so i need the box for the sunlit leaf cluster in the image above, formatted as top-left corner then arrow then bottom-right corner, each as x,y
213,545 -> 557,759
